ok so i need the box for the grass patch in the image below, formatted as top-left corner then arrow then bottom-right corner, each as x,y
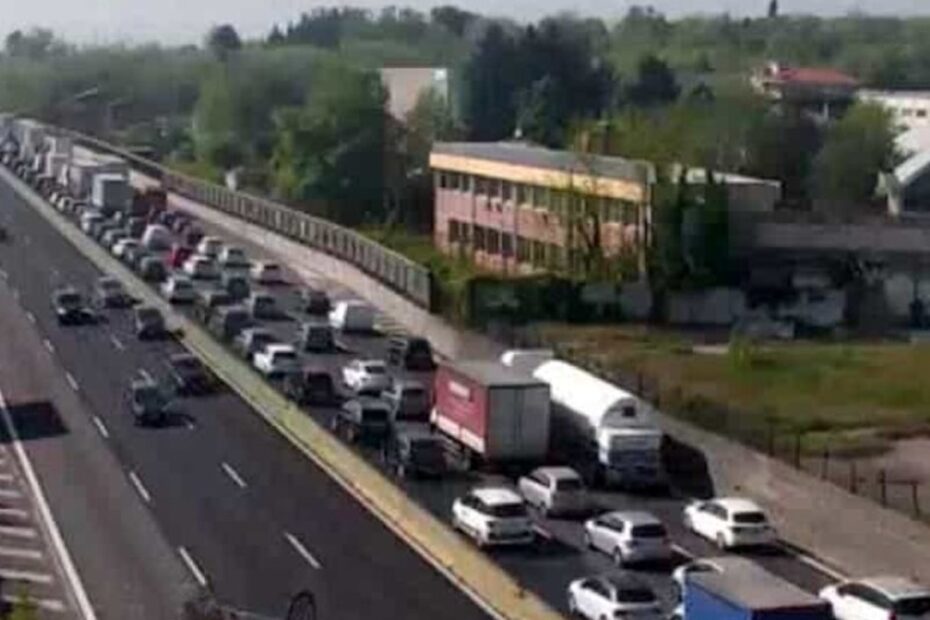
541,323 -> 930,445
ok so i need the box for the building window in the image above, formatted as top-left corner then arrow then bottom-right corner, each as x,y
448,220 -> 458,242
515,184 -> 527,205
517,236 -> 530,262
535,186 -> 550,210
439,173 -> 449,189
489,179 -> 501,199
486,229 -> 500,255
622,202 -> 638,226
448,173 -> 459,191
501,181 -> 513,203
473,225 -> 486,251
919,109 -> 928,118
475,177 -> 487,196
502,234 -> 514,257
531,240 -> 546,266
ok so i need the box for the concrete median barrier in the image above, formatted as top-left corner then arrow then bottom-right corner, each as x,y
0,166 -> 564,620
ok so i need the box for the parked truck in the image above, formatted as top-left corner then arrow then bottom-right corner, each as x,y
530,359 -> 665,488
431,360 -> 550,468
683,561 -> 831,620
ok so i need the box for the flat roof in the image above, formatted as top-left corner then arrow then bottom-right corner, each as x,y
448,360 -> 547,388
432,142 -> 654,185
690,563 -> 826,610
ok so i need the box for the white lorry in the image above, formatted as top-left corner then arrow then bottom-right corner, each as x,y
530,359 -> 665,488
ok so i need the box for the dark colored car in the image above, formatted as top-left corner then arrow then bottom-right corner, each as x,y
387,336 -> 436,371
167,353 -> 215,396
139,257 -> 168,283
382,427 -> 447,479
284,368 -> 336,406
127,217 -> 147,239
233,327 -> 278,361
52,287 -> 94,325
208,305 -> 252,341
296,321 -> 335,353
128,378 -> 169,426
300,287 -> 331,316
168,244 -> 194,270
184,227 -> 205,248
331,398 -> 392,444
194,289 -> 233,324
222,273 -> 250,302
94,276 -> 134,309
134,306 -> 167,340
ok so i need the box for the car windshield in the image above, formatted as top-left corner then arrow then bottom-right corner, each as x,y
554,477 -> 583,491
486,502 -> 527,519
613,587 -> 657,604
895,596 -> 930,615
361,408 -> 388,423
364,364 -> 386,374
630,523 -> 666,538
733,511 -> 767,524
274,351 -> 297,361
58,292 -> 81,308
136,387 -> 164,407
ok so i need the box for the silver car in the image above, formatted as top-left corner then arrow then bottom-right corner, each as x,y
583,511 -> 672,566
517,466 -> 588,517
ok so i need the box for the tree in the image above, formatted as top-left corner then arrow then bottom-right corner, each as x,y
267,25 -> 285,46
768,0 -> 779,19
270,66 -> 391,225
430,6 -> 477,37
462,24 -> 521,140
4,28 -> 62,59
205,24 -> 241,61
626,54 -> 680,107
814,102 -> 898,204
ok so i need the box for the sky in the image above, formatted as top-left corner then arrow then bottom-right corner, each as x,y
0,0 -> 928,45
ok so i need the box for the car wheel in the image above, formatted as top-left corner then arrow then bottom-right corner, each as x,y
613,547 -> 625,567
716,532 -> 728,550
582,532 -> 593,549
683,514 -> 693,531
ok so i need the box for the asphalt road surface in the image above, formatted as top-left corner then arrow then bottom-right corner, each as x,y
0,175 -> 493,620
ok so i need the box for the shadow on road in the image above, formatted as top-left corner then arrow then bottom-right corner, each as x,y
662,436 -> 715,499
0,401 -> 68,443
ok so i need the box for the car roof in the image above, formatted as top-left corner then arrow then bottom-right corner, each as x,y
859,576 -> 930,599
243,327 -> 273,337
603,510 -> 662,526
713,497 -> 765,513
599,572 -> 653,591
470,487 -> 523,506
359,359 -> 386,367
534,466 -> 581,481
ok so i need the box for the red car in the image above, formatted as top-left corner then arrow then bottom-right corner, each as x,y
168,244 -> 193,269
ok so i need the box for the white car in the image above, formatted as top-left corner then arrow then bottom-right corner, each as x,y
197,236 -> 223,259
683,497 -> 776,549
451,487 -> 534,547
81,213 -> 103,234
183,255 -> 219,280
583,510 -> 672,565
112,238 -> 140,260
341,359 -> 391,394
253,344 -> 300,378
567,573 -> 662,620
161,275 -> 197,304
251,261 -> 283,284
517,466 -> 588,517
820,576 -> 930,620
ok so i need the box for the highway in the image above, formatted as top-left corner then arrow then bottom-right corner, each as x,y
0,173 -> 494,619
126,171 -> 840,612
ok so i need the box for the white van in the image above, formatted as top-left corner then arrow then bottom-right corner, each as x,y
329,300 -> 375,333
141,224 -> 172,251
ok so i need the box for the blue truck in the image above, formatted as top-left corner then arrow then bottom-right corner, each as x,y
684,561 -> 832,620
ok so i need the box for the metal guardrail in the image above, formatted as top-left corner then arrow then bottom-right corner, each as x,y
65,130 -> 433,310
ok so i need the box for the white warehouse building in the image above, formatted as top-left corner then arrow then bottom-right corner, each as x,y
858,90 -> 930,132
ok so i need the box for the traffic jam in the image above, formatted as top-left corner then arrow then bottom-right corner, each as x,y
3,117 -> 930,620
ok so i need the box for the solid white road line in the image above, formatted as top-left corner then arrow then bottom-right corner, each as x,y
178,546 -> 209,587
0,594 -> 66,613
221,462 -> 247,489
42,339 -> 55,354
127,471 -> 151,504
0,545 -> 43,561
65,372 -> 79,392
0,567 -> 53,585
109,335 -> 125,352
92,416 -> 109,439
0,507 -> 30,520
25,311 -> 36,325
0,387 -> 96,620
0,525 -> 37,540
0,488 -> 23,500
283,532 -> 322,570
